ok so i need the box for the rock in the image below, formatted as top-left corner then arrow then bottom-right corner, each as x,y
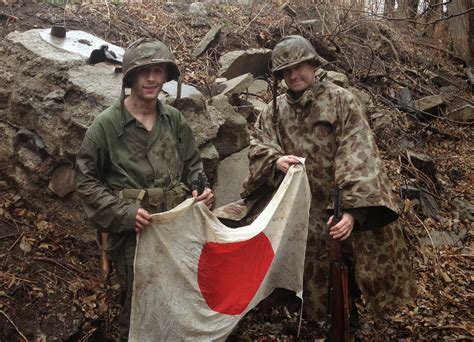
446,105 -> 474,122
247,97 -> 267,113
0,89 -> 11,109
161,80 -> 203,99
7,29 -> 84,63
169,96 -> 224,147
8,29 -> 124,63
214,147 -> 249,207
0,123 -> 16,165
401,184 -> 439,219
413,95 -> 445,117
406,151 -> 436,177
208,95 -> 249,158
68,64 -> 122,107
17,146 -> 43,173
326,71 -> 349,88
452,198 -> 474,222
370,112 -> 394,132
199,142 -> 219,179
422,230 -> 463,248
212,73 -> 254,96
439,85 -> 457,93
228,94 -> 258,123
219,48 -> 271,79
419,189 -> 439,219
192,25 -> 223,58
44,88 -> 66,102
395,87 -> 413,108
423,70 -> 451,87
348,86 -> 371,109
248,79 -> 269,94
188,2 -> 208,17
48,164 -> 75,198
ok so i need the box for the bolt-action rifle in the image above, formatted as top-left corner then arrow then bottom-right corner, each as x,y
327,186 -> 350,341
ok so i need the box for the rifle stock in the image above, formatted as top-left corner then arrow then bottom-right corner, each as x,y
327,186 -> 350,341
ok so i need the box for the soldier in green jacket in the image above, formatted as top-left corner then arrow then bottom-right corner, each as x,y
243,35 -> 415,336
75,38 -> 214,341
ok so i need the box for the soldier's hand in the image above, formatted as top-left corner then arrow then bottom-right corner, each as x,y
276,155 -> 301,173
135,208 -> 152,234
192,187 -> 215,209
328,212 -> 354,241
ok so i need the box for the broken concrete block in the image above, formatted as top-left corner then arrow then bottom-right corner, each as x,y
212,73 -> 254,96
446,105 -> 474,122
161,80 -> 203,99
48,164 -> 75,198
413,95 -> 444,116
208,95 -> 250,158
169,96 -> 224,147
248,79 -> 269,94
422,230 -> 463,248
228,94 -> 259,123
192,25 -> 223,58
214,147 -> 249,207
219,48 -> 271,79
199,141 -> 219,179
68,64 -> 123,106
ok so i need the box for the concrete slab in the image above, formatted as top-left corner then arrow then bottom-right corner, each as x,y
39,28 -> 124,60
214,147 -> 249,207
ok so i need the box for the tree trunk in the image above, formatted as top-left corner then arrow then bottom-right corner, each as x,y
398,0 -> 419,19
384,0 -> 396,17
447,0 -> 474,65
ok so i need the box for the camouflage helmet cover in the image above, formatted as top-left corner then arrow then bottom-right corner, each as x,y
271,35 -> 319,79
122,38 -> 180,87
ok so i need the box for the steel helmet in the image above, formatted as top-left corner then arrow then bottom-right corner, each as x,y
271,35 -> 319,79
122,38 -> 180,87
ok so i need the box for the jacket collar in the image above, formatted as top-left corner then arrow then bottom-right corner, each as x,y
285,79 -> 326,107
114,97 -> 171,136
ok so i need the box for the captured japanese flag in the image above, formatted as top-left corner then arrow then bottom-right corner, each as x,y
129,165 -> 311,341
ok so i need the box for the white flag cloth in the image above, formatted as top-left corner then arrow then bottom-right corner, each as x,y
129,164 -> 311,341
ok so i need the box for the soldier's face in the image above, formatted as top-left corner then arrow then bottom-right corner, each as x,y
282,61 -> 315,93
131,64 -> 167,101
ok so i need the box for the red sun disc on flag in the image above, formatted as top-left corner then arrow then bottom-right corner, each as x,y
197,232 -> 275,315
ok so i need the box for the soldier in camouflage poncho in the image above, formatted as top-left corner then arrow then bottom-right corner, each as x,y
75,39 -> 214,340
242,36 -> 415,330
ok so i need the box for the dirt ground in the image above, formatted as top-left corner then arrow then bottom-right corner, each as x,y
0,1 -> 473,341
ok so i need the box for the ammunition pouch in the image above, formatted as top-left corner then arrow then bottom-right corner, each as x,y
117,183 -> 189,213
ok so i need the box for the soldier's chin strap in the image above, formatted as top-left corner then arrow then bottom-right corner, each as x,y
177,77 -> 182,99
272,76 -> 278,125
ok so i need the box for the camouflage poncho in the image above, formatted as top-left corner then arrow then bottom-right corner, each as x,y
243,80 -> 415,320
